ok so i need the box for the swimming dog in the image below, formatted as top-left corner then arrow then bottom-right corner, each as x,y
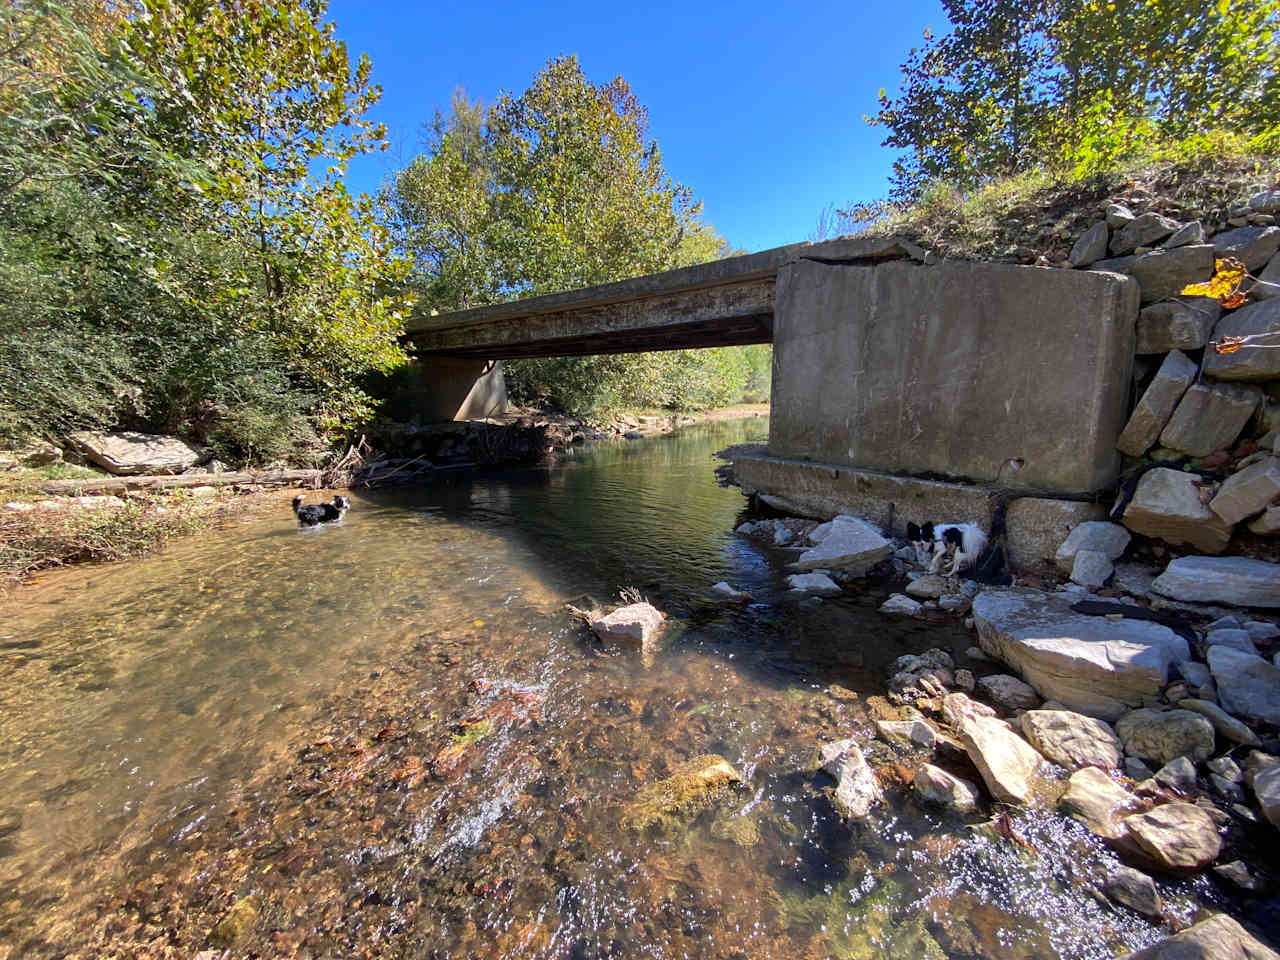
906,521 -> 988,576
292,494 -> 350,527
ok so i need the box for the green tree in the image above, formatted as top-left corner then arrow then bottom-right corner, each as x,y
868,0 -> 1280,199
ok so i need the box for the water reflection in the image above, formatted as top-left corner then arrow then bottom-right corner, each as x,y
0,420 -> 1189,957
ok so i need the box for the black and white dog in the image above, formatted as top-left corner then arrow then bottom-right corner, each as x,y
292,494 -> 350,527
906,521 -> 988,576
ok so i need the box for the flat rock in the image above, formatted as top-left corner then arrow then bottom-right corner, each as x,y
710,582 -> 751,601
875,719 -> 937,750
1055,521 -> 1132,575
1122,914 -> 1280,960
1164,220 -> 1206,249
957,714 -> 1043,804
913,762 -> 980,813
1105,865 -> 1163,919
1203,299 -> 1280,382
589,602 -> 666,652
1256,250 -> 1280,300
1207,628 -> 1259,654
820,740 -> 882,820
1135,298 -> 1220,353
1069,221 -> 1110,266
1154,756 -> 1198,794
1254,764 -> 1280,830
1122,802 -> 1222,872
1111,213 -> 1181,255
1246,620 -> 1280,641
1115,708 -> 1215,765
1128,244 -> 1215,303
1160,381 -> 1263,457
1107,204 -> 1135,228
1153,556 -> 1280,609
906,574 -> 948,599
786,572 -> 842,596
972,587 -> 1190,720
1207,646 -> 1280,724
1020,709 -> 1122,770
1212,458 -> 1280,524
1122,468 -> 1233,554
1250,191 -> 1280,215
1249,506 -> 1280,534
1180,698 -> 1262,747
68,431 -> 204,475
792,515 -> 891,576
977,674 -> 1040,711
1213,225 -> 1280,273
880,593 -> 922,616
1060,767 -> 1139,840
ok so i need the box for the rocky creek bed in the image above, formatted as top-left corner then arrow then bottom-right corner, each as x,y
0,420 -> 1275,959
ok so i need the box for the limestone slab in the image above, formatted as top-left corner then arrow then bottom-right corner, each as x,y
1055,521 -> 1131,575
1126,244 -> 1215,303
769,259 -> 1138,494
1121,467 -> 1233,554
1122,802 -> 1222,872
1207,645 -> 1280,724
1115,350 -> 1198,458
1152,555 -> 1280,608
957,714 -> 1043,804
972,587 -> 1189,720
68,431 -> 204,475
791,515 -> 891,575
1135,298 -> 1220,353
1213,225 -> 1280,273
1160,381 -> 1263,456
1211,457 -> 1280,523
1203,299 -> 1280,382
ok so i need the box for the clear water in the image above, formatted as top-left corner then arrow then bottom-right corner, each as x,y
0,420 -> 1231,957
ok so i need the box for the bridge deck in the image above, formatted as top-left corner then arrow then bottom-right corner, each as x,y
403,236 -> 926,359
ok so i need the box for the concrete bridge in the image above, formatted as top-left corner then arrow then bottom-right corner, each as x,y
400,235 -> 1140,552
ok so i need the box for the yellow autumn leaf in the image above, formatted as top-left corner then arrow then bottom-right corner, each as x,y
1182,256 -> 1247,303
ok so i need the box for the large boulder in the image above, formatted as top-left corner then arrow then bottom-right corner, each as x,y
1114,708 -> 1215,766
1054,521 -> 1131,575
972,587 -> 1190,720
1020,709 -> 1122,771
792,515 -> 892,576
1207,646 -> 1280,724
1123,915 -> 1280,960
957,714 -> 1043,804
1121,802 -> 1222,873
1203,299 -> 1280,382
1152,555 -> 1280,608
1160,382 -> 1263,457
1115,351 -> 1198,457
1211,457 -> 1280,524
68,431 -> 204,475
1121,467 -> 1233,554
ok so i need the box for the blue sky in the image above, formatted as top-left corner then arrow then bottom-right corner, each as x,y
328,0 -> 947,254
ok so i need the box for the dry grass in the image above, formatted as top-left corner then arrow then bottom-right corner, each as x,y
848,141 -> 1278,264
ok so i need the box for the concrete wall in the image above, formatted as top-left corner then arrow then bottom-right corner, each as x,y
769,260 -> 1140,495
389,358 -> 508,422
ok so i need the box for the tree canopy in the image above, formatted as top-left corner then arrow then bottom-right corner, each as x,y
386,56 -> 767,417
868,0 -> 1280,199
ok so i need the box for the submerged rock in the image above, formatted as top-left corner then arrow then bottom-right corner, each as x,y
1105,865 -> 1163,920
819,739 -> 882,820
621,754 -> 742,831
786,572 -> 842,596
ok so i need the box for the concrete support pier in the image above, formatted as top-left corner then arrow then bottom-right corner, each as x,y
393,358 -> 508,422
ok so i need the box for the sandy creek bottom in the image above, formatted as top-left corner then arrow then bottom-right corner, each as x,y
0,419 -> 1259,958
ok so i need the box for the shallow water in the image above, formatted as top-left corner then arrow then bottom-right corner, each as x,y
0,419 -> 1246,957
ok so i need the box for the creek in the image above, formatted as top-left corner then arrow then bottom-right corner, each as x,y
0,419 -> 1221,957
